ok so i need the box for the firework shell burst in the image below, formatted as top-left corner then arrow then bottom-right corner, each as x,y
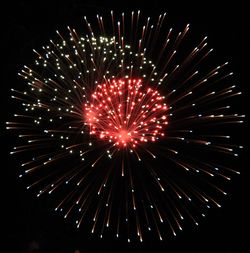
7,11 -> 244,242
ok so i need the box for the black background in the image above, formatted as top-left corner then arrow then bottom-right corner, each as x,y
3,0 -> 249,252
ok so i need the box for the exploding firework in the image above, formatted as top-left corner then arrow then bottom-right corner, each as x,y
7,11 -> 244,242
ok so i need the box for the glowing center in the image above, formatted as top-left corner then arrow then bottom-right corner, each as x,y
117,129 -> 131,143
84,78 -> 168,147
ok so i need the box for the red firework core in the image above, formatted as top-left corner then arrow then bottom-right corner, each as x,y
84,79 -> 168,147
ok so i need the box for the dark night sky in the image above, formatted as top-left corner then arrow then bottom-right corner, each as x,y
3,1 -> 249,252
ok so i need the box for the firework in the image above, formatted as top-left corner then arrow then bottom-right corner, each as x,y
7,11 -> 244,242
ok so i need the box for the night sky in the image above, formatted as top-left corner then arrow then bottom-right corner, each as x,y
3,1 -> 249,252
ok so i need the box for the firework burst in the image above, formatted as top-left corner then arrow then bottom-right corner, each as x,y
7,11 -> 244,242
85,78 -> 168,148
